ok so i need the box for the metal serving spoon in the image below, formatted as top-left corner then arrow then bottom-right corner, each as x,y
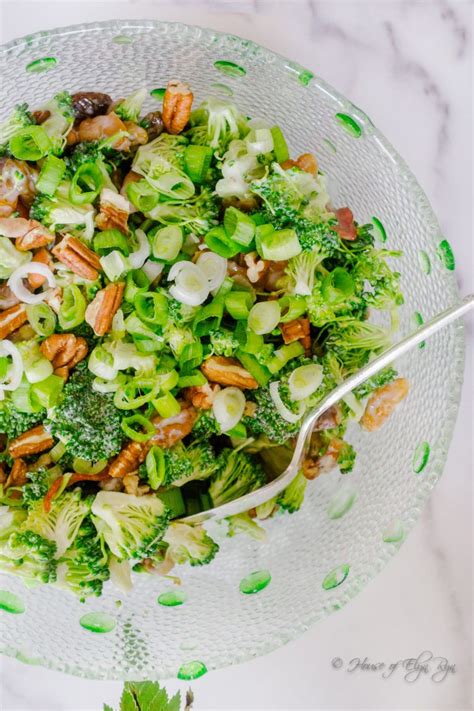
182,294 -> 473,524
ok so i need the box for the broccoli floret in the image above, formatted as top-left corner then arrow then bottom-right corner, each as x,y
132,133 -> 193,196
147,187 -> 218,235
163,522 -> 219,566
39,92 -> 75,155
0,507 -> 57,584
352,366 -> 398,399
277,470 -> 307,513
91,491 -> 170,560
352,248 -> 404,312
167,298 -> 199,325
49,363 -> 124,462
0,103 -> 34,153
21,467 -> 58,508
24,489 -> 90,558
337,440 -> 356,473
114,87 -> 147,123
163,323 -> 196,359
30,184 -> 96,241
163,441 -> 219,487
209,328 -> 239,357
285,247 -> 328,296
324,320 -> 392,372
208,448 -> 266,507
187,97 -> 248,151
250,164 -> 338,252
243,387 -> 300,444
227,512 -> 266,540
56,517 -> 110,600
307,280 -> 362,327
192,411 -> 220,439
0,401 -> 46,439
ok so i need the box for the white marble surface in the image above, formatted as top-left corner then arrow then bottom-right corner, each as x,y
0,1 -> 472,709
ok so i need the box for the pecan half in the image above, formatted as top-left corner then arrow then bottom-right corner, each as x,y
183,383 -> 220,410
201,356 -> 258,389
162,80 -> 193,135
28,248 -> 54,290
0,304 -> 27,339
108,440 -> 147,479
9,425 -> 54,459
361,378 -> 409,432
52,235 -> 102,281
95,188 -> 130,234
40,333 -> 88,376
0,463 -> 6,485
0,217 -> 54,250
5,458 -> 28,488
151,406 -> 197,448
85,282 -> 124,336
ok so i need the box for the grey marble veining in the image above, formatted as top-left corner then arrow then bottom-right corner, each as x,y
0,1 -> 472,709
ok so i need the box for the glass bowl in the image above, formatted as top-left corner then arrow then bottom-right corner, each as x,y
0,20 -> 464,680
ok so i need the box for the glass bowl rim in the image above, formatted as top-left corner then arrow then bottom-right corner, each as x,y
0,18 -> 465,680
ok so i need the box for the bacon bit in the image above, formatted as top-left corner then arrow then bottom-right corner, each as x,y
334,207 -> 357,241
28,248 -> 54,290
279,318 -> 310,344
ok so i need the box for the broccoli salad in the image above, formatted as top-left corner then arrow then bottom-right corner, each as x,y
0,81 -> 409,599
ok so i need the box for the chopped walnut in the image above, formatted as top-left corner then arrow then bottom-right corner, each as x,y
183,383 -> 220,410
244,252 -> 269,284
123,474 -> 150,496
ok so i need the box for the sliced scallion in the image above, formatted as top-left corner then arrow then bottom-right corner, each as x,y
248,300 -> 281,335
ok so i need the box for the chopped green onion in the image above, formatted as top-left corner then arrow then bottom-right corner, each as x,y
225,290 -> 255,320
36,155 -> 66,195
58,284 -> 86,330
227,421 -> 248,439
212,386 -> 246,432
11,381 -> 43,413
214,276 -> 234,298
177,370 -> 207,388
157,488 -> 185,518
204,226 -> 240,258
155,369 -> 179,391
124,269 -> 150,303
9,126 -> 52,161
26,303 -> 56,336
179,341 -> 203,373
125,313 -> 163,351
100,250 -> 131,281
192,297 -> 224,336
127,179 -> 159,212
246,128 -> 274,155
72,458 -> 108,474
69,162 -> 104,205
31,374 -> 64,408
278,295 -> 307,323
134,291 -> 168,327
235,350 -> 271,386
256,227 -> 302,261
321,267 -> 355,303
183,145 -> 213,183
50,441 -> 66,463
224,206 -> 256,246
267,342 -> 305,374
288,364 -> 323,400
152,391 -> 181,418
114,377 -> 161,410
250,212 -> 267,226
93,228 -> 130,256
149,224 -> 183,262
121,413 -> 155,442
145,446 -> 165,489
88,345 -> 117,381
270,126 -> 290,163
248,300 -> 281,335
154,171 -> 195,200
0,357 -> 9,381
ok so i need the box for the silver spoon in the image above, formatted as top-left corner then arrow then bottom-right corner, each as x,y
182,294 -> 473,524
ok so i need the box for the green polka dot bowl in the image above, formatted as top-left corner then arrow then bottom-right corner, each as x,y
0,20 -> 464,679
